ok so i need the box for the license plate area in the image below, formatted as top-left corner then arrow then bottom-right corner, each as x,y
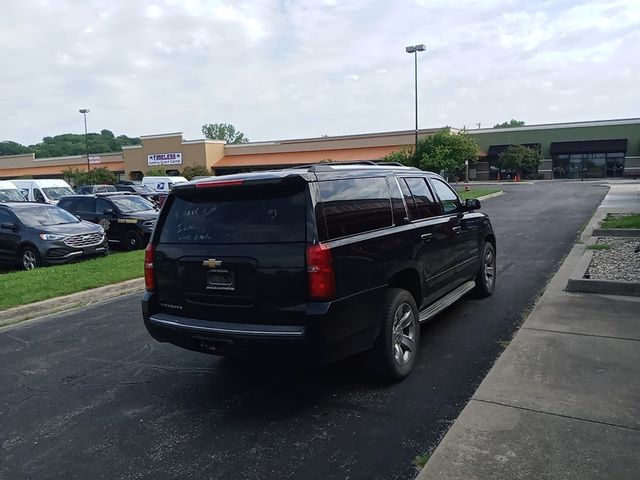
206,268 -> 235,291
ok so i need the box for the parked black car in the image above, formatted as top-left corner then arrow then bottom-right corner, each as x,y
75,184 -> 117,195
142,164 -> 496,381
58,193 -> 158,250
0,202 -> 107,269
114,182 -> 163,205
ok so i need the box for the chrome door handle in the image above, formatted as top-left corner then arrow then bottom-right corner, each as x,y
420,233 -> 433,241
452,226 -> 462,234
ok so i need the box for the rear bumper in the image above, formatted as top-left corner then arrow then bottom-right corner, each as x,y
141,287 -> 386,363
148,312 -> 306,338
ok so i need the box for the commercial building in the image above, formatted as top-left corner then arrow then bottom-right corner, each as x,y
1,118 -> 638,181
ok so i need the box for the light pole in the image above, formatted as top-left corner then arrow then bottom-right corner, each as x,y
405,44 -> 426,151
79,109 -> 90,172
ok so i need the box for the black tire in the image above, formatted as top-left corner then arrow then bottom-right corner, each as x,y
475,242 -> 496,297
19,245 -> 42,270
368,288 -> 420,382
124,230 -> 145,251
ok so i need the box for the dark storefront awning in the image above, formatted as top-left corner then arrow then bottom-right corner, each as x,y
487,143 -> 541,157
550,139 -> 627,155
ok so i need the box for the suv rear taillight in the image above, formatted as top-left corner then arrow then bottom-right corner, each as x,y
144,243 -> 155,292
306,244 -> 335,301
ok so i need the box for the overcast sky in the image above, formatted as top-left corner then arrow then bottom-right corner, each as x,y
1,0 -> 639,145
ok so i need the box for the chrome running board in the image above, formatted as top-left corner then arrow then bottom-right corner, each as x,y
419,280 -> 476,323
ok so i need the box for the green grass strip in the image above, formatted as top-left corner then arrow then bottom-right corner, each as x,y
601,214 -> 640,229
457,188 -> 501,200
0,250 -> 144,310
586,243 -> 611,251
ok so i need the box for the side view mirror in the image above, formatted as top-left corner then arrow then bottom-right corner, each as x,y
1,222 -> 17,230
465,198 -> 481,211
103,208 -> 115,215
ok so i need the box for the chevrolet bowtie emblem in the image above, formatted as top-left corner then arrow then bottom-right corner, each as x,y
203,259 -> 222,268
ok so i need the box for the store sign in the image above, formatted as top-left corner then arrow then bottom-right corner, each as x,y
89,156 -> 101,164
148,152 -> 182,166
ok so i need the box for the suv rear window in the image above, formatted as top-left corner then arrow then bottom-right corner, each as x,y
318,177 -> 392,239
159,184 -> 306,244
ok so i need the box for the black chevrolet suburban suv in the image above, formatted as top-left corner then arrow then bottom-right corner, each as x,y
142,164 -> 496,380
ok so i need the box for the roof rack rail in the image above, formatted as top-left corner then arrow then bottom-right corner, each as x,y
373,161 -> 404,166
268,161 -> 421,173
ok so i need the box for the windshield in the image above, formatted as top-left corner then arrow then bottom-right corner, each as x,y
0,189 -> 25,202
16,205 -> 80,227
111,196 -> 155,213
43,187 -> 75,200
132,185 -> 156,194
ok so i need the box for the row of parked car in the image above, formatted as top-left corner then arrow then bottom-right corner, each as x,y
0,177 -> 184,269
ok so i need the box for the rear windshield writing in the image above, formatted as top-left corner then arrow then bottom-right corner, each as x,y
318,177 -> 392,239
159,187 -> 306,244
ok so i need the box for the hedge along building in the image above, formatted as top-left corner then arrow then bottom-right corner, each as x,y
0,118 -> 638,181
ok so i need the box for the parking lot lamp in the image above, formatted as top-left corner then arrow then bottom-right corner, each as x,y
405,44 -> 426,151
79,109 -> 90,172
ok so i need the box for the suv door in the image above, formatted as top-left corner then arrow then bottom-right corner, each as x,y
428,177 -> 480,280
96,198 -> 123,241
0,209 -> 20,262
399,177 -> 456,302
75,197 -> 98,222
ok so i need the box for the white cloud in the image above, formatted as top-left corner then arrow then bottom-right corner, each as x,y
0,0 -> 639,145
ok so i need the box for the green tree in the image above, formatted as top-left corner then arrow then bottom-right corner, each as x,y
146,167 -> 167,176
62,167 -> 117,186
498,144 -> 541,178
27,130 -> 140,158
0,141 -> 32,156
493,119 -> 526,128
182,164 -> 211,180
384,128 -> 479,176
201,123 -> 249,144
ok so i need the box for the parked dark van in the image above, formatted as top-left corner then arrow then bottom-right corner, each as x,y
142,164 -> 496,380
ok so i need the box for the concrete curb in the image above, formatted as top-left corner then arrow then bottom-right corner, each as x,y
476,191 -> 505,201
566,248 -> 640,296
565,190 -> 640,296
566,277 -> 640,296
592,228 -> 640,237
0,277 -> 144,328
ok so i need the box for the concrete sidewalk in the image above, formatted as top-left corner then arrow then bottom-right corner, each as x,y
417,183 -> 640,479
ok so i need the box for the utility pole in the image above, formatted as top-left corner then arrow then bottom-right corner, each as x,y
79,109 -> 91,172
405,44 -> 426,151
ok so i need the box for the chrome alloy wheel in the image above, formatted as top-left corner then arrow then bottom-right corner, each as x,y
23,250 -> 37,270
391,302 -> 417,367
484,248 -> 496,290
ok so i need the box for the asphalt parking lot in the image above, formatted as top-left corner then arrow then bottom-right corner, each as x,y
0,182 -> 608,480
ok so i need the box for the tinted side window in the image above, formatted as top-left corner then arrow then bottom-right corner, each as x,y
398,179 -> 419,220
430,178 -> 462,214
34,189 -> 45,203
77,197 -> 96,213
96,198 -> 112,214
404,177 -> 441,219
57,198 -> 75,211
318,177 -> 392,239
0,209 -> 14,225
